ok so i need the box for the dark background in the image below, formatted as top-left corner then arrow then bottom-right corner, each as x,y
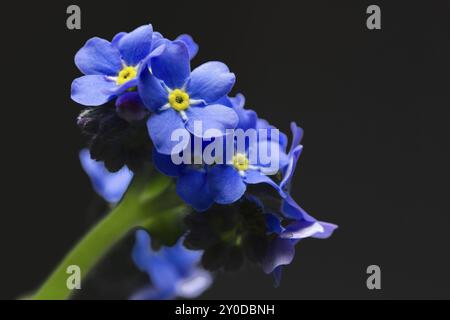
1,0 -> 449,299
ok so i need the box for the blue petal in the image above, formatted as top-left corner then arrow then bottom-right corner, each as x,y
280,145 -> 303,190
118,24 -> 153,66
255,119 -> 288,154
207,165 -> 246,204
229,93 -> 245,108
132,230 -> 179,292
213,95 -> 232,107
175,34 -> 199,60
74,37 -> 122,76
152,31 -> 164,43
147,109 -> 189,155
151,41 -> 190,89
111,32 -> 126,47
282,194 -> 317,222
265,214 -> 284,234
244,169 -> 279,191
138,66 -> 168,112
175,270 -> 213,298
163,238 -> 203,275
187,62 -> 235,102
280,220 -> 325,240
71,75 -> 117,106
311,222 -> 338,239
153,148 -> 184,177
176,168 -> 214,211
290,122 -> 304,152
215,93 -> 258,131
248,139 -> 289,174
232,94 -> 258,131
151,37 -> 169,54
79,149 -> 133,203
185,104 -> 238,138
132,230 -> 154,270
256,120 -> 288,146
144,255 -> 179,293
262,238 -> 295,274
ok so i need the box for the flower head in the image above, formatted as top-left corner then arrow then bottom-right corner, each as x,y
138,41 -> 238,155
71,25 -> 154,106
71,25 -> 199,107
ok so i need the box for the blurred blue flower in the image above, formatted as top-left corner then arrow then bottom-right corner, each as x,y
138,41 -> 238,155
131,230 -> 212,300
79,149 -> 133,203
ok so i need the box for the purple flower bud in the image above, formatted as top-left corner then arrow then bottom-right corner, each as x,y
115,92 -> 148,123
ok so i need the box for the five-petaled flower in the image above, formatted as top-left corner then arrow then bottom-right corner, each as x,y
138,41 -> 238,155
71,25 -> 199,107
72,25 -> 155,106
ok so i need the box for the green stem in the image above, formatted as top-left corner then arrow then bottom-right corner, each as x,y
32,170 -> 184,300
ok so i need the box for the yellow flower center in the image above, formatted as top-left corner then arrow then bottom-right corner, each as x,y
233,153 -> 249,171
169,89 -> 190,111
116,66 -> 137,85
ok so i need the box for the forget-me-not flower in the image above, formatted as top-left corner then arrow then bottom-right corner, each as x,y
72,25 -> 155,106
138,41 -> 238,155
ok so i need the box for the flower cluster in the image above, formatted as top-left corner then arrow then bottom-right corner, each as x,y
73,23 -> 337,299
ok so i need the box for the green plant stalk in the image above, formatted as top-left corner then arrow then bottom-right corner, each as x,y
32,171 -> 185,300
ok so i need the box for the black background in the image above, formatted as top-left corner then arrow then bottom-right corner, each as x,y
1,0 -> 449,299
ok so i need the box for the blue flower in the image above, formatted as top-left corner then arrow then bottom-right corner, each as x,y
79,149 -> 133,203
131,230 -> 212,300
138,41 -> 238,155
207,121 -> 288,205
207,150 -> 280,205
71,24 -> 155,106
71,25 -> 199,107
